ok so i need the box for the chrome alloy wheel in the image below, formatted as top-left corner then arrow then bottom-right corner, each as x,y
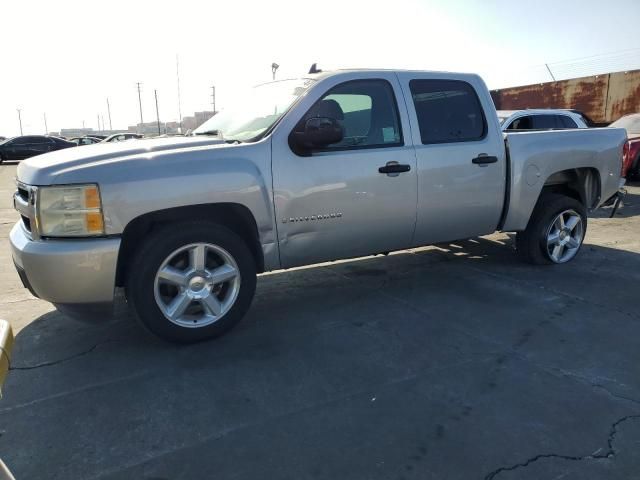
545,209 -> 584,263
153,243 -> 241,328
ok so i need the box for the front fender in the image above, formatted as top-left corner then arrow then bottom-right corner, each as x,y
55,140 -> 278,269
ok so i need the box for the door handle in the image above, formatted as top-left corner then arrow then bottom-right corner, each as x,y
378,163 -> 411,174
472,154 -> 498,165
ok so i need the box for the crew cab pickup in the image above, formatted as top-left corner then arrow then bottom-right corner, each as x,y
10,69 -> 627,343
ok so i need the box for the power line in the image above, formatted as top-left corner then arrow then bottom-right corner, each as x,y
546,47 -> 640,66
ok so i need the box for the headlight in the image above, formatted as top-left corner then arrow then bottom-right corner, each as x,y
37,184 -> 105,237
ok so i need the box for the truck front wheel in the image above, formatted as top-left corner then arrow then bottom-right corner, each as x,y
516,194 -> 587,265
126,222 -> 257,343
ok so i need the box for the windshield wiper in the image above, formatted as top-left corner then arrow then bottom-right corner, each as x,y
224,139 -> 242,144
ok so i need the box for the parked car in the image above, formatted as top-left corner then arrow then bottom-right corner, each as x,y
609,113 -> 640,178
102,133 -> 143,143
0,135 -> 75,163
11,69 -> 626,343
87,134 -> 108,140
69,136 -> 102,146
498,109 -> 589,131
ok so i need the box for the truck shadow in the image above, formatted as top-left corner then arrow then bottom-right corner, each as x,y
8,234 -> 640,369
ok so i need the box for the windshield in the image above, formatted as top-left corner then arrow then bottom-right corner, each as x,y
610,114 -> 640,134
193,78 -> 315,141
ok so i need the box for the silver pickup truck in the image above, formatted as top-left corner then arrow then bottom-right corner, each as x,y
10,69 -> 626,343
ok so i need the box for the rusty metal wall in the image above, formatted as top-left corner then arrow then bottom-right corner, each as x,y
491,70 -> 640,125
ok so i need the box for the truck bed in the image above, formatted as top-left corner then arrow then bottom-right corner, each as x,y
501,127 -> 627,232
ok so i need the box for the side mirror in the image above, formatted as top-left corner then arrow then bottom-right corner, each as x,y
289,117 -> 344,155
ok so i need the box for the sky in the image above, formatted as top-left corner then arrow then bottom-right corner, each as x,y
0,0 -> 639,137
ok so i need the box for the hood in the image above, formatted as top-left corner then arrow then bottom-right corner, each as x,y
17,136 -> 227,185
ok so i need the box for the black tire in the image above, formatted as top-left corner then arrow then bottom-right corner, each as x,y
126,222 -> 257,343
630,154 -> 640,180
516,193 -> 587,265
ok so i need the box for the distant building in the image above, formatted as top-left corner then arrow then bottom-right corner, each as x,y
491,68 -> 640,126
126,121 -> 181,136
181,111 -> 216,132
55,110 -> 217,139
55,128 -> 122,138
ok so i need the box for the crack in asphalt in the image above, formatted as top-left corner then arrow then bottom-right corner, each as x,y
10,339 -> 118,371
332,262 -> 640,480
483,415 -> 640,479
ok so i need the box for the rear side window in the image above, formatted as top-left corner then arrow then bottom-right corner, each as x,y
23,136 -> 47,144
559,115 -> 578,128
409,79 -> 486,144
507,116 -> 533,130
531,115 -> 560,129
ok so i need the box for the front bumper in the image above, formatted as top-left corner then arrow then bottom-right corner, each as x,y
10,222 -> 121,305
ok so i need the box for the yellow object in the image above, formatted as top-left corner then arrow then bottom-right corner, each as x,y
0,320 -> 14,394
86,212 -> 104,233
84,186 -> 101,209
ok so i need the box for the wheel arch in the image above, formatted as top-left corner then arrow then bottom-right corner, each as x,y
502,166 -> 601,232
541,167 -> 601,210
115,203 -> 265,287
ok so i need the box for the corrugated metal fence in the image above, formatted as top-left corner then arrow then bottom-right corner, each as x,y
491,69 -> 640,125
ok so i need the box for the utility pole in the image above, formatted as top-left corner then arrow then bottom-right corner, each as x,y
17,109 -> 23,136
154,89 -> 161,136
101,115 -> 105,132
136,82 -> 144,132
176,54 -> 183,132
43,113 -> 48,134
82,120 -> 85,129
97,114 -> 101,132
545,63 -> 556,82
210,85 -> 216,114
106,98 -> 113,130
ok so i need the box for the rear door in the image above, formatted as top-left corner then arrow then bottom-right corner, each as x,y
20,136 -> 51,158
397,73 -> 506,245
1,138 -> 23,159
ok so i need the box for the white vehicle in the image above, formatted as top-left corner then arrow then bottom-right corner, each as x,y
498,109 -> 589,131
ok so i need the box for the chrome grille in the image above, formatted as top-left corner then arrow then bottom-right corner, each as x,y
17,185 -> 29,203
14,182 -> 38,239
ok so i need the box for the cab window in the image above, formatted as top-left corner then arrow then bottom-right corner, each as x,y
297,79 -> 403,150
409,79 -> 486,144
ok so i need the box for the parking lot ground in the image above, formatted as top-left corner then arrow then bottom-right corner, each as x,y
1,161 -> 640,479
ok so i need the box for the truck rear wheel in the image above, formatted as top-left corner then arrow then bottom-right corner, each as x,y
516,193 -> 587,265
126,222 -> 257,343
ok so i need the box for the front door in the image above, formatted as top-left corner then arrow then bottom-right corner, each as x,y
272,75 -> 418,268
